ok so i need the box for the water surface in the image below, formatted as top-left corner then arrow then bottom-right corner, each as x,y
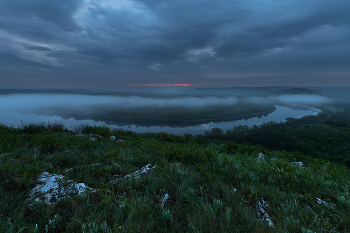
0,105 -> 320,135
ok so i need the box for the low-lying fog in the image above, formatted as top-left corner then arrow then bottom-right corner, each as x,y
0,93 -> 330,115
0,94 -> 238,113
0,88 -> 331,134
274,95 -> 330,105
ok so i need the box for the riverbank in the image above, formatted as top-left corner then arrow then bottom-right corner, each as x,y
185,107 -> 277,122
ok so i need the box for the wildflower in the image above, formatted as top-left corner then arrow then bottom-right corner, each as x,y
119,226 -> 122,229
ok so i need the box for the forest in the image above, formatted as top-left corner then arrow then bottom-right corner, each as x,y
201,102 -> 350,167
38,99 -> 276,126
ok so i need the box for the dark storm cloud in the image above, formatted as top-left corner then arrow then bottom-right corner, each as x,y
0,0 -> 349,87
23,45 -> 54,51
0,0 -> 83,32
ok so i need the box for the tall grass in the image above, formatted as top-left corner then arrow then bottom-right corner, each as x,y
0,123 -> 349,232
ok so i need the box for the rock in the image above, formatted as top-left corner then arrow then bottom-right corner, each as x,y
110,136 -> 116,140
256,198 -> 274,227
116,140 -> 125,142
28,172 -> 94,205
89,138 -> 97,141
161,194 -> 169,210
125,164 -> 156,179
256,153 -> 265,161
316,198 -> 336,209
110,164 -> 156,184
291,161 -> 304,167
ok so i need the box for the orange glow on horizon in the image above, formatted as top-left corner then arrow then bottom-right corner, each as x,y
172,84 -> 191,86
136,84 -> 172,87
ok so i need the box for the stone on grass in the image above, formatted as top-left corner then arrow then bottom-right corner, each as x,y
125,164 -> 156,179
161,194 -> 169,210
256,153 -> 265,161
316,198 -> 336,209
110,164 -> 156,184
28,172 -> 93,205
110,136 -> 116,140
292,161 -> 304,167
256,198 -> 274,227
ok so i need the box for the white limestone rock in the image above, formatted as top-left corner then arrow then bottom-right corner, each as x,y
256,198 -> 274,227
28,172 -> 93,205
316,198 -> 336,209
292,161 -> 304,167
110,164 -> 156,184
125,164 -> 156,179
256,153 -> 265,161
161,194 -> 169,210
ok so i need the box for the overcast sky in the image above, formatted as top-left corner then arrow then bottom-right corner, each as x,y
1,0 -> 349,88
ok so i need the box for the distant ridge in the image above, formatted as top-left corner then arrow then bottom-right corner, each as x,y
273,87 -> 323,95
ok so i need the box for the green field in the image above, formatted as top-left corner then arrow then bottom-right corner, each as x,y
1,119 -> 350,232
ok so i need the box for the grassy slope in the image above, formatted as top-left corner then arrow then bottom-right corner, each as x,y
1,123 -> 350,233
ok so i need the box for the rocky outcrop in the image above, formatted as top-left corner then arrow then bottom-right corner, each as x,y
161,194 -> 169,210
110,164 -> 156,184
256,153 -> 265,161
28,172 -> 94,205
256,198 -> 274,227
29,163 -> 156,205
291,161 -> 304,167
316,198 -> 336,209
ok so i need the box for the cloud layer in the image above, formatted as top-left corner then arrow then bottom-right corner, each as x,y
1,0 -> 350,87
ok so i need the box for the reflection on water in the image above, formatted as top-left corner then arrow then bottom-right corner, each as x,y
0,105 -> 320,135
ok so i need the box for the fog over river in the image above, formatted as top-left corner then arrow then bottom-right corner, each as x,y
0,94 -> 322,135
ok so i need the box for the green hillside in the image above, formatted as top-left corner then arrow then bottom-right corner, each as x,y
1,122 -> 350,232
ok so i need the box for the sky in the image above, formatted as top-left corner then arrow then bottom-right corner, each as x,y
0,0 -> 350,88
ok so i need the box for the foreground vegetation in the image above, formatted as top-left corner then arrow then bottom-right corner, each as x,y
1,121 -> 350,233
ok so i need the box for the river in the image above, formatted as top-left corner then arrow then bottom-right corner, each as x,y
0,104 -> 320,135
